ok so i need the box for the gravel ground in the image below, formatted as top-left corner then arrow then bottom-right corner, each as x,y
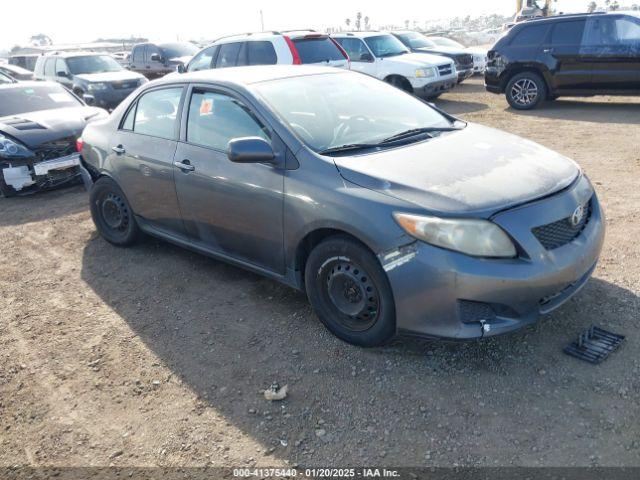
1,77 -> 639,469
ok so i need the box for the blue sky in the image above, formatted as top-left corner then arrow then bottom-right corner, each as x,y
2,0 -> 596,51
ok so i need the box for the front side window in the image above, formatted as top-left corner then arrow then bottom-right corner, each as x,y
146,45 -> 162,62
253,72 -> 452,152
334,38 -> 370,61
584,17 -> 640,46
513,24 -> 549,46
188,46 -> 218,72
55,58 -> 69,76
67,55 -> 123,74
186,90 -> 268,151
247,41 -> 278,65
215,43 -> 242,68
550,20 -> 585,45
130,87 -> 182,139
44,58 -> 56,77
364,35 -> 409,58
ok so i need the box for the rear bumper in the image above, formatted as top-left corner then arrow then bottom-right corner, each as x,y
382,176 -> 605,340
484,67 -> 504,93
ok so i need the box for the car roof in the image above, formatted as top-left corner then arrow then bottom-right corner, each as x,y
154,65 -> 346,87
332,31 -> 387,38
40,51 -> 109,59
517,10 -> 638,26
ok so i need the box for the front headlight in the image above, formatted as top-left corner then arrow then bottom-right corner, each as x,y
393,213 -> 517,258
415,67 -> 436,78
0,133 -> 34,158
88,82 -> 108,91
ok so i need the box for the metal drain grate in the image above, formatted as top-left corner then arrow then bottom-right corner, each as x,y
564,326 -> 625,364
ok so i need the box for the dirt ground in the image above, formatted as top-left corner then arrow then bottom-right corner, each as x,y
1,77 -> 639,469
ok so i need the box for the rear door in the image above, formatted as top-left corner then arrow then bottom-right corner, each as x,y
542,20 -> 590,90
129,45 -> 146,74
582,15 -> 640,90
172,86 -> 285,273
109,86 -> 187,235
291,35 -> 349,69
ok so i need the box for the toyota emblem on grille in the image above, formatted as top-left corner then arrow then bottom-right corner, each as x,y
570,204 -> 585,227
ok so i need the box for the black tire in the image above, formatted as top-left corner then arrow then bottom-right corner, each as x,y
505,71 -> 547,110
385,76 -> 413,94
426,93 -> 442,101
89,176 -> 142,246
304,236 -> 396,347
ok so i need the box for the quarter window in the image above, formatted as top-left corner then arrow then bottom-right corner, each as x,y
247,41 -> 278,65
550,20 -> 586,45
130,87 -> 182,139
186,90 -> 268,151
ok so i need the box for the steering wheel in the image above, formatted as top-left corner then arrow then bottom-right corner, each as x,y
333,115 -> 371,145
289,123 -> 315,144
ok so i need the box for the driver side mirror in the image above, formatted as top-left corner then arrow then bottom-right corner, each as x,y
359,52 -> 374,62
227,137 -> 275,164
177,64 -> 186,74
57,71 -> 69,78
150,53 -> 162,62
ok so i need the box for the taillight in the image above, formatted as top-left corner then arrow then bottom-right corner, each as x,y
330,38 -> 350,67
283,36 -> 302,65
76,137 -> 84,153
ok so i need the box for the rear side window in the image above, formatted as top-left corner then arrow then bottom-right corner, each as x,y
247,41 -> 277,65
130,87 -> 183,139
186,90 -> 268,151
293,37 -> 345,63
131,46 -> 144,63
215,42 -> 242,68
551,20 -> 586,45
583,17 -> 640,45
511,24 -> 549,46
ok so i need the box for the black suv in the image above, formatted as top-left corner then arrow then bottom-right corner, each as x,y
485,12 -> 640,109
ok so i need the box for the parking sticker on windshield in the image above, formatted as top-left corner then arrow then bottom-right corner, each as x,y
49,93 -> 70,103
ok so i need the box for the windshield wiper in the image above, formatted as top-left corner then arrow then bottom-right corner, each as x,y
378,126 -> 464,144
318,143 -> 380,155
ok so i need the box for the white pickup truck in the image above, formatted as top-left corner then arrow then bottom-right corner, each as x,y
332,32 -> 457,99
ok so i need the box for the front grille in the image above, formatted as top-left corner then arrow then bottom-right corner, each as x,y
112,81 -> 137,90
437,64 -> 453,76
532,198 -> 592,250
34,137 -> 76,161
454,54 -> 473,68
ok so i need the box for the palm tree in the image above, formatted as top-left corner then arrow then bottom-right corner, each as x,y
587,1 -> 597,12
345,18 -> 351,29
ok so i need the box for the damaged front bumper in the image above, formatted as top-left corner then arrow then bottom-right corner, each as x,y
379,180 -> 605,340
1,153 -> 82,195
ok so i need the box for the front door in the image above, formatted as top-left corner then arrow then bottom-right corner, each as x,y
582,15 -> 640,90
109,86 -> 186,235
173,87 -> 285,274
334,38 -> 377,76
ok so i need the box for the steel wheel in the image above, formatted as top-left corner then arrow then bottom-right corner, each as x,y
89,177 -> 142,246
100,192 -> 130,233
323,259 -> 380,332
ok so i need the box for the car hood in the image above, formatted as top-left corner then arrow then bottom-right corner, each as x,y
333,123 -> 580,216
388,52 -> 453,67
0,106 -> 107,149
75,70 -> 144,83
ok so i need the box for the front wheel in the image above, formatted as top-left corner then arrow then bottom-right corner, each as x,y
304,236 -> 396,347
505,72 -> 547,110
89,177 -> 142,246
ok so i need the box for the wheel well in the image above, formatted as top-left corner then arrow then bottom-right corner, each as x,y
384,75 -> 413,93
501,67 -> 550,95
295,228 -> 373,286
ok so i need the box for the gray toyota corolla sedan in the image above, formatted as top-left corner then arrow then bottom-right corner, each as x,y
79,66 -> 604,347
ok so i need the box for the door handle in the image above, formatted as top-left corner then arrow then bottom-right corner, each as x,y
174,160 -> 195,172
112,145 -> 126,155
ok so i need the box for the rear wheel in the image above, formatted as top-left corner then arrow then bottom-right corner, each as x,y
505,72 -> 547,110
89,177 -> 142,246
304,236 -> 396,347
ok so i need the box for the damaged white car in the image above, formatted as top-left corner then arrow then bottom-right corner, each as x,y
0,81 -> 107,197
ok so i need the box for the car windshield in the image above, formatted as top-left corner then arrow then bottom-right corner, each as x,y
160,43 -> 199,58
253,72 -> 454,152
67,55 -> 123,74
0,84 -> 81,116
364,35 -> 409,57
430,37 -> 464,49
396,32 -> 437,49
